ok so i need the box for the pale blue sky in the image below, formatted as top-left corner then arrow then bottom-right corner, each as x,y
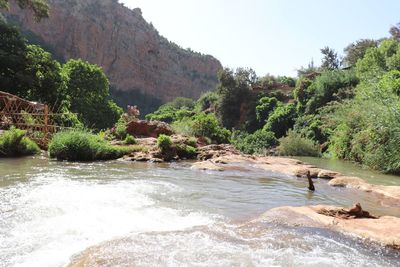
120,0 -> 400,77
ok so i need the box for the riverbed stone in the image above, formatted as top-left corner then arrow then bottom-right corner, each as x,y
329,176 -> 400,204
256,205 -> 400,250
317,170 -> 341,179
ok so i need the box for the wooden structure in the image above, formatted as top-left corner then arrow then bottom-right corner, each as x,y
0,91 -> 62,148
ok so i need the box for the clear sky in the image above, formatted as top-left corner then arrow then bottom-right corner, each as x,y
120,0 -> 400,77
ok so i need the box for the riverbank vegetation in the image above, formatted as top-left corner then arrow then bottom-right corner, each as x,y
48,130 -> 134,161
0,20 -> 122,130
2,5 -> 400,173
0,127 -> 40,157
146,23 -> 400,174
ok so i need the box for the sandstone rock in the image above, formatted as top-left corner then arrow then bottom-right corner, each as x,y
317,170 -> 341,179
293,167 -> 321,178
4,0 -> 222,103
257,205 -> 400,249
329,176 -> 400,204
191,161 -> 224,171
126,120 -> 173,138
197,144 -> 241,161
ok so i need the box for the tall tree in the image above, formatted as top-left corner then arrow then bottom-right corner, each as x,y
0,0 -> 49,21
343,39 -> 378,67
389,22 -> 400,41
0,21 -> 30,96
320,46 -> 340,70
61,59 -> 123,129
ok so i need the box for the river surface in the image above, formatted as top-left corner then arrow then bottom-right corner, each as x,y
0,156 -> 399,267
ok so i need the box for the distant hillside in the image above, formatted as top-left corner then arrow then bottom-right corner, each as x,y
2,0 -> 222,114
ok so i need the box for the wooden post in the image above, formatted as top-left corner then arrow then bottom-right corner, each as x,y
44,105 -> 49,143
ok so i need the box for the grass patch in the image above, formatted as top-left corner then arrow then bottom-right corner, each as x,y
124,134 -> 137,145
0,127 -> 40,157
48,130 -> 132,161
157,134 -> 172,153
278,130 -> 320,157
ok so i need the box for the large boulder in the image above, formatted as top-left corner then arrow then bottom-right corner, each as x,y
126,120 -> 173,138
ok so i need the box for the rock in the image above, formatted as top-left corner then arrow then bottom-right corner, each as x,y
317,170 -> 341,179
294,167 -> 320,178
5,0 -> 222,103
329,176 -> 400,204
191,161 -> 224,171
126,120 -> 173,138
197,144 -> 241,161
257,205 -> 400,249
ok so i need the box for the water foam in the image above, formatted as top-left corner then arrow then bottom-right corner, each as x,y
0,174 -> 214,267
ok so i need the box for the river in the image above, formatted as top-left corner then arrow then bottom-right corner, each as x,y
0,156 -> 399,266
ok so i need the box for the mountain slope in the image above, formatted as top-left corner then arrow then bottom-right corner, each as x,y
2,0 -> 222,112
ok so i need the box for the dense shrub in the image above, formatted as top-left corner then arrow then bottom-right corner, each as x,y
189,113 -> 231,144
195,91 -> 218,112
255,96 -> 278,124
293,114 -> 327,143
48,130 -> 130,161
232,130 -> 277,154
114,117 -> 127,140
145,105 -> 177,123
157,134 -> 172,153
176,144 -> 197,159
326,39 -> 400,173
124,135 -> 136,145
278,130 -> 320,157
0,127 -> 40,157
172,113 -> 231,144
263,103 -> 297,138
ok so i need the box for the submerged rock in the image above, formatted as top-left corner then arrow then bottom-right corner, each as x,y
257,204 -> 400,250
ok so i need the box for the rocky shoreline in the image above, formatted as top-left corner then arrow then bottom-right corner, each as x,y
65,144 -> 400,267
66,138 -> 400,266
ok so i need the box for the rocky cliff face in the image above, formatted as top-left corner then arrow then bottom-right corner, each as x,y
3,0 -> 222,110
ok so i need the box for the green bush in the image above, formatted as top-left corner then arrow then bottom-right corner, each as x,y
232,130 -> 277,154
185,137 -> 197,147
114,117 -> 127,140
176,144 -> 197,159
172,113 -> 231,144
48,130 -> 130,161
190,113 -> 231,144
157,134 -> 172,153
263,103 -> 297,138
124,135 -> 136,145
0,127 -> 40,157
278,130 -> 320,157
255,96 -> 278,123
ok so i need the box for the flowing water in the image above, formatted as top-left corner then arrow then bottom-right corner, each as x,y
0,156 -> 399,267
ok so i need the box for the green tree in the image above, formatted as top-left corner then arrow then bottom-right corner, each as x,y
389,22 -> 400,41
263,103 -> 296,138
25,44 -> 64,105
343,39 -> 378,67
216,68 -> 254,129
320,46 -> 340,70
255,96 -> 278,124
0,21 -> 30,96
0,0 -> 49,21
61,59 -> 122,129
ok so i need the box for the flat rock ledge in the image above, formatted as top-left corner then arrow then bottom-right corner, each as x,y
329,176 -> 400,204
191,146 -> 400,206
256,205 -> 400,250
